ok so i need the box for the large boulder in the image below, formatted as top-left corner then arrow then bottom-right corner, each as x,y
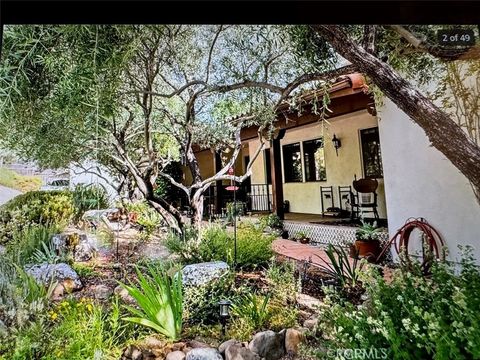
248,330 -> 285,360
52,232 -> 98,261
25,263 -> 82,290
182,261 -> 229,287
225,344 -> 261,360
185,348 -> 223,360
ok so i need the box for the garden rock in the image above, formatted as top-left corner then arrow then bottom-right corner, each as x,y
225,344 -> 260,360
51,232 -> 97,261
248,330 -> 285,360
74,234 -> 98,261
182,261 -> 229,286
285,328 -> 304,355
296,293 -> 322,311
303,315 -> 319,330
218,339 -> 241,355
25,263 -> 82,290
114,285 -> 136,304
93,284 -> 113,300
166,351 -> 186,360
185,348 -> 223,360
0,245 -> 5,255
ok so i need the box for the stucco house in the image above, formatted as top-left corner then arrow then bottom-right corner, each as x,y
184,72 -> 480,264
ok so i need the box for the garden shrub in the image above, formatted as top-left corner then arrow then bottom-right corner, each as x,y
5,224 -> 62,266
317,247 -> 480,359
0,191 -> 73,244
166,223 -> 275,269
72,184 -> 109,221
125,201 -> 163,240
183,271 -> 238,325
258,213 -> 284,231
5,297 -> 137,360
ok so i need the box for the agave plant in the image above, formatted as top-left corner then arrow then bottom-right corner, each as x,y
119,265 -> 182,341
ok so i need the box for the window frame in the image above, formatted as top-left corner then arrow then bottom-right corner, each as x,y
360,126 -> 383,179
282,142 -> 303,183
302,137 -> 327,182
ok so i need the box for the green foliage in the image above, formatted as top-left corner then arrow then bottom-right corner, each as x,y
355,220 -> 383,241
0,167 -> 42,193
0,257 -> 55,349
232,292 -> 271,330
5,224 -> 60,266
72,184 -> 109,221
183,271 -> 237,325
155,162 -> 184,205
0,190 -> 73,243
266,260 -> 299,304
30,239 -> 66,265
225,202 -> 244,223
125,201 -> 162,240
235,224 -> 275,269
166,223 -> 274,269
119,264 -> 183,341
315,244 -> 363,288
318,247 -> 480,359
7,297 -> 136,360
71,263 -> 99,278
258,213 -> 284,230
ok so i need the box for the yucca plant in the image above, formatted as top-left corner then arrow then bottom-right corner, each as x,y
119,265 -> 183,341
315,244 -> 363,287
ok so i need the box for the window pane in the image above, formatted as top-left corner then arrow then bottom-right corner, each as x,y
282,143 -> 302,182
360,127 -> 383,178
264,149 -> 272,184
303,138 -> 326,181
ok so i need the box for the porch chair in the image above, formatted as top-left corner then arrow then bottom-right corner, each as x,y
350,177 -> 379,221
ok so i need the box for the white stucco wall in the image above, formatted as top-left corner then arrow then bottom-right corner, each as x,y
248,109 -> 387,217
378,98 -> 480,263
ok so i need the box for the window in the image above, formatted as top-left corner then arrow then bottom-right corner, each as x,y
360,127 -> 383,178
264,149 -> 272,184
282,142 -> 302,182
303,138 -> 326,181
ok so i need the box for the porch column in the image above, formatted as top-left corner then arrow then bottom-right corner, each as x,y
270,129 -> 286,220
214,151 -> 224,214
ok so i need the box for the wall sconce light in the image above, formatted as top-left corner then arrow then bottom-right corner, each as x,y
218,300 -> 232,337
332,134 -> 342,156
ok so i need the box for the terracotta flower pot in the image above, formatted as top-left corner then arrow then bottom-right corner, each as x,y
354,239 -> 381,259
299,237 -> 310,244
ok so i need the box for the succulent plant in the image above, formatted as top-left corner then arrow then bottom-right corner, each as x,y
355,220 -> 382,241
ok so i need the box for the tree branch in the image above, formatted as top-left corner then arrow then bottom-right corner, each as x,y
313,25 -> 480,195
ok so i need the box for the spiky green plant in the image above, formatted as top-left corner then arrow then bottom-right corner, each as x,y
119,265 -> 182,341
315,244 -> 363,287
231,292 -> 271,330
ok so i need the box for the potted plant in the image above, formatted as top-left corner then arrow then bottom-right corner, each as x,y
353,220 -> 383,260
295,231 -> 310,244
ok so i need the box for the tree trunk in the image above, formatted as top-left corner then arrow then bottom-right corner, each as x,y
190,193 -> 205,231
313,25 -> 480,201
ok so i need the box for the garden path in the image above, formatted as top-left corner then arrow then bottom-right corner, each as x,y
272,239 -> 356,267
0,185 -> 21,205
